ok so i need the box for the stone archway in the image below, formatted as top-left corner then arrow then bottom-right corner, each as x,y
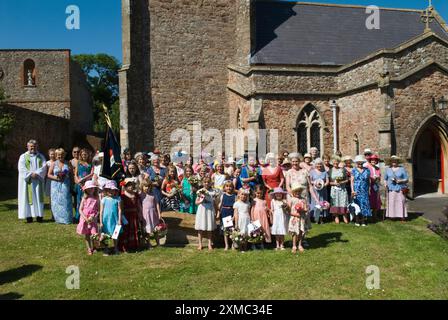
410,115 -> 448,196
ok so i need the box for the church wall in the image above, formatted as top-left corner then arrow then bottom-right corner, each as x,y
393,67 -> 448,158
149,0 -> 237,152
337,88 -> 383,157
3,104 -> 71,168
261,97 -> 333,155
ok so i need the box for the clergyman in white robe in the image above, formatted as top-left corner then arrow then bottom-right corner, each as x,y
18,151 -> 47,219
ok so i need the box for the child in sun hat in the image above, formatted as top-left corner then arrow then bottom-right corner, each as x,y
99,180 -> 124,255
288,184 -> 308,253
270,187 -> 290,250
76,181 -> 100,255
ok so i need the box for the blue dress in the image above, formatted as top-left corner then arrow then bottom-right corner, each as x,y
75,162 -> 92,220
51,161 -> 73,224
240,166 -> 261,190
384,167 -> 409,192
101,196 -> 127,236
352,168 -> 372,217
221,193 -> 236,229
310,169 -> 329,220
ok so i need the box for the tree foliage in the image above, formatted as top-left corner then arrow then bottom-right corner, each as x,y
72,54 -> 121,133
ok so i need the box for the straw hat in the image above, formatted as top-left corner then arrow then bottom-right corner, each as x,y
342,155 -> 353,162
353,155 -> 366,163
386,155 -> 402,164
82,180 -> 98,191
269,187 -> 288,198
124,178 -> 137,185
282,158 -> 291,166
364,148 -> 373,155
290,183 -> 305,193
303,153 -> 312,159
225,157 -> 236,165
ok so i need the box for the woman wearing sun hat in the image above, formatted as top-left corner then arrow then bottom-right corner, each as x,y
366,154 -> 382,220
309,158 -> 329,223
384,155 -> 409,221
300,153 -> 313,172
329,155 -> 349,224
350,155 -> 372,226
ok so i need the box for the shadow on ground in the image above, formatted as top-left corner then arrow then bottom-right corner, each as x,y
0,264 -> 43,286
306,232 -> 348,249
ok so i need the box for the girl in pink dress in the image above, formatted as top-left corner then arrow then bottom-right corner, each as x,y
76,181 -> 100,255
140,179 -> 161,248
250,185 -> 271,244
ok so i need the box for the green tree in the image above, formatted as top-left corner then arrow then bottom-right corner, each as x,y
72,54 -> 121,133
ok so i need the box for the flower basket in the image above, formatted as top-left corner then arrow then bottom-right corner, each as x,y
247,227 -> 264,244
229,229 -> 247,245
149,218 -> 168,240
91,233 -> 111,246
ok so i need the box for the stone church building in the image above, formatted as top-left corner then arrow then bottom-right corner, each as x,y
0,50 -> 94,167
119,0 -> 448,196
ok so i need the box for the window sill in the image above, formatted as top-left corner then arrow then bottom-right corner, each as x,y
23,85 -> 37,88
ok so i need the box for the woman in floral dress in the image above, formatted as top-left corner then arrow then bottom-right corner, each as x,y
47,148 -> 73,224
329,156 -> 349,224
351,155 -> 372,226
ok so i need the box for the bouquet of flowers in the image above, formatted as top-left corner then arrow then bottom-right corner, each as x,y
197,188 -> 209,203
247,227 -> 264,244
294,202 -> 305,216
188,176 -> 200,189
153,174 -> 161,183
57,169 -> 69,181
169,182 -> 182,197
335,175 -> 345,183
149,220 -> 168,239
319,201 -> 330,210
248,168 -> 256,178
230,229 -> 247,246
91,233 -> 111,246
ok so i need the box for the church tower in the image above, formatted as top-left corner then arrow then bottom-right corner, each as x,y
119,0 -> 153,152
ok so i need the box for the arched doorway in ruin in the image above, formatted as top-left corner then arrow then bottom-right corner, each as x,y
410,115 -> 448,196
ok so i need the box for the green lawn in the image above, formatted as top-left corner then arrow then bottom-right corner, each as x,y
0,175 -> 447,299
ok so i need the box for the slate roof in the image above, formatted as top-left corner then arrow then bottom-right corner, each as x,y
251,1 -> 448,66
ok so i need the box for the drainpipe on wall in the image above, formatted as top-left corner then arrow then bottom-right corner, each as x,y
330,100 -> 338,154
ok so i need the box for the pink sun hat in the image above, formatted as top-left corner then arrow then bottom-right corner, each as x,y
82,180 -> 98,191
103,180 -> 118,190
269,187 -> 288,198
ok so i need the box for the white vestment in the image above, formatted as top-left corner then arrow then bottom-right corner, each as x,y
17,152 -> 47,219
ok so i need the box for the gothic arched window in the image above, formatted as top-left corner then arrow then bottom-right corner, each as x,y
296,104 -> 323,155
24,59 -> 36,86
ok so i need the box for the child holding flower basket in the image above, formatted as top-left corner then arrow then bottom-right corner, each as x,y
270,188 -> 290,250
99,181 -> 124,256
195,176 -> 218,250
288,184 -> 308,253
250,185 -> 271,244
140,178 -> 161,248
233,188 -> 251,252
217,181 -> 236,250
76,181 -> 100,255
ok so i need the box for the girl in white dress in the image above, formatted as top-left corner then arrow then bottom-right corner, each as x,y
270,187 -> 290,250
233,188 -> 251,252
195,176 -> 218,251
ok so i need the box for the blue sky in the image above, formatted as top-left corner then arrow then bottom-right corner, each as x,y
0,0 -> 446,63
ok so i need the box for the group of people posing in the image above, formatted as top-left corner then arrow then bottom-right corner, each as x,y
18,140 -> 409,255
